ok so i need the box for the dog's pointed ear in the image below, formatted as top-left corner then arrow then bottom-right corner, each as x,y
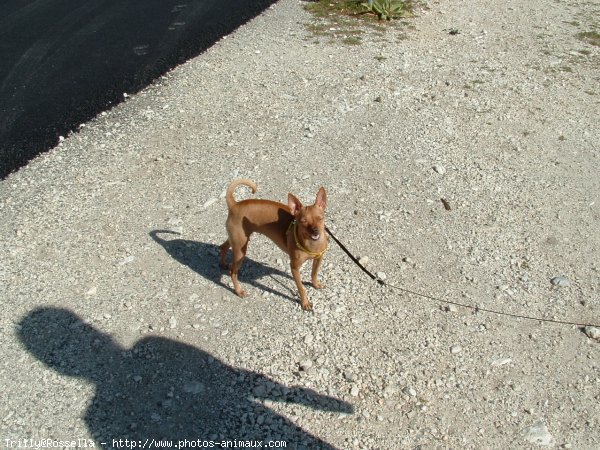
315,187 -> 327,210
288,193 -> 303,216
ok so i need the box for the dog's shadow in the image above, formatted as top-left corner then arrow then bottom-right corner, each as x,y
150,230 -> 298,303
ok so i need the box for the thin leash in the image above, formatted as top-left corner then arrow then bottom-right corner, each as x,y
325,226 -> 600,329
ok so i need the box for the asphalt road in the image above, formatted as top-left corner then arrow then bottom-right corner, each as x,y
0,0 -> 277,178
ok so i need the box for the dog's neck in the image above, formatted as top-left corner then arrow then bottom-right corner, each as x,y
287,221 -> 327,258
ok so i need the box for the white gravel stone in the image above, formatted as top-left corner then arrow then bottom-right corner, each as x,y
523,421 -> 554,446
450,345 -> 463,354
299,359 -> 313,371
402,386 -> 417,397
550,276 -> 570,287
491,358 -> 512,367
445,304 -> 458,313
86,286 -> 97,296
203,198 -> 217,209
117,255 -> 135,266
584,326 -> 600,340
432,165 -> 446,175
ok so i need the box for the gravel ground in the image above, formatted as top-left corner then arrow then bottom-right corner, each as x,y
2,0 -> 600,448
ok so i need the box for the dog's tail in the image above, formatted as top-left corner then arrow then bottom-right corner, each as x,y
225,179 -> 257,210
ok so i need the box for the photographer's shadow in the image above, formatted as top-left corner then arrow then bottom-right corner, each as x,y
150,230 -> 298,303
18,307 -> 353,448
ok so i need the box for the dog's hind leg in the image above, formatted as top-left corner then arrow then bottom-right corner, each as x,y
230,241 -> 248,298
219,240 -> 231,269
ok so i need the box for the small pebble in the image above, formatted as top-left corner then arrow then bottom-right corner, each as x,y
344,370 -> 356,382
491,358 -> 512,366
118,255 -> 135,266
382,385 -> 398,398
86,286 -> 97,296
350,386 -> 360,397
299,359 -> 313,371
402,386 -> 417,397
445,304 -> 458,313
584,326 -> 600,340
253,385 -> 267,397
523,420 -> 554,446
203,198 -> 217,209
433,165 -> 446,175
450,345 -> 462,354
550,276 -> 570,287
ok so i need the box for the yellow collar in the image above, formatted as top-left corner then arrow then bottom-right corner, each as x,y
287,221 -> 328,258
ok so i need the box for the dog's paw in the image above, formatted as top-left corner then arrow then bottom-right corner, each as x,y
235,289 -> 247,298
301,301 -> 313,312
312,281 -> 326,289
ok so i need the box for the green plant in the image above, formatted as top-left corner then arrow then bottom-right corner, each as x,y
361,0 -> 406,20
577,31 -> 600,47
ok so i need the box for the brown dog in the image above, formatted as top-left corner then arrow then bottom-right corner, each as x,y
219,179 -> 328,311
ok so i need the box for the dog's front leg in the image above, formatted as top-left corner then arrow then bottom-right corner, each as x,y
311,256 -> 325,289
291,261 -> 312,311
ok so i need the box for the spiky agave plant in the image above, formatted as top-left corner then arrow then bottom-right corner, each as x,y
361,0 -> 405,20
